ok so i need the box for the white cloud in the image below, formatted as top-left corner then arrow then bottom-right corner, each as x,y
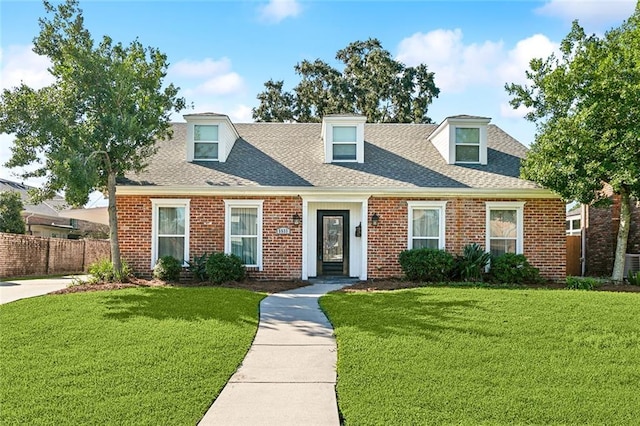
498,34 -> 560,85
0,45 -> 53,91
536,0 -> 636,29
230,104 -> 253,122
169,57 -> 232,78
197,73 -> 245,96
259,0 -> 301,24
396,29 -> 503,93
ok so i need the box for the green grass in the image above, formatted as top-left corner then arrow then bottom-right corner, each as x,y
0,287 -> 264,425
320,287 -> 640,425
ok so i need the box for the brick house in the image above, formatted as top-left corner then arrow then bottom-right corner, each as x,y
566,196 -> 640,277
116,113 -> 566,281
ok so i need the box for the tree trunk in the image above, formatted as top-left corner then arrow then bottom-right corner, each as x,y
107,170 -> 123,280
611,189 -> 631,282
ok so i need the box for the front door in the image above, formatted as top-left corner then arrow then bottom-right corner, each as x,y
317,210 -> 349,276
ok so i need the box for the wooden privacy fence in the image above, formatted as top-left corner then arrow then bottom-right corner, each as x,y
0,233 -> 110,279
566,235 -> 582,277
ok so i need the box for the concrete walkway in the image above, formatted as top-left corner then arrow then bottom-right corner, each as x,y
0,275 -> 87,305
199,279 -> 353,426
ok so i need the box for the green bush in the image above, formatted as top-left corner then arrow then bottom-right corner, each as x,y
627,270 -> 640,286
188,253 -> 210,281
205,252 -> 246,284
489,253 -> 541,284
454,243 -> 491,282
566,276 -> 602,290
398,248 -> 454,282
88,258 -> 131,283
153,256 -> 182,282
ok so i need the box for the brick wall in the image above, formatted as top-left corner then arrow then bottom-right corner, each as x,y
586,197 -> 640,276
367,197 -> 565,280
0,233 -> 110,278
117,194 -> 565,281
117,195 -> 303,280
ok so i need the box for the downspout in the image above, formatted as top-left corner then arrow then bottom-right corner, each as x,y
581,203 -> 587,277
25,212 -> 35,235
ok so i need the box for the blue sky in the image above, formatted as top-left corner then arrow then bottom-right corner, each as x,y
0,0 -> 636,195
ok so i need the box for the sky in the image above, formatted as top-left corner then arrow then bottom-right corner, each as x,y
0,0 -> 637,200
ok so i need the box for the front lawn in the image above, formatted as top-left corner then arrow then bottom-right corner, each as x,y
0,287 -> 264,425
321,287 -> 640,425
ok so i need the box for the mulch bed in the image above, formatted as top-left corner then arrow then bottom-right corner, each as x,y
51,277 -> 640,295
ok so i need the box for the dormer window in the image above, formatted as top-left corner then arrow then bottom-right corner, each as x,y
194,125 -> 219,160
184,113 -> 239,163
322,114 -> 366,163
429,115 -> 490,165
332,126 -> 357,161
455,127 -> 480,163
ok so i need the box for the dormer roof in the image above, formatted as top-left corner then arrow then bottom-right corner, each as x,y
183,112 -> 240,163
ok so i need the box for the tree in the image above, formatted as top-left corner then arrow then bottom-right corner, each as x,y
506,4 -> 640,281
0,0 -> 185,279
0,191 -> 26,234
252,38 -> 440,123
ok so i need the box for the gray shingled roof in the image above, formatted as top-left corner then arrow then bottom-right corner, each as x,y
0,178 -> 68,216
120,122 -> 539,190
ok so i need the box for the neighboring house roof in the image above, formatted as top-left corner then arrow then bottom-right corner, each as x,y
567,207 -> 582,217
120,122 -> 540,191
0,178 -> 68,216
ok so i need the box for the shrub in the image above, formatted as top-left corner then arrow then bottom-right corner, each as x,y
566,276 -> 602,290
454,243 -> 491,282
153,256 -> 182,282
489,253 -> 541,284
88,258 -> 131,283
188,253 -> 210,282
205,252 -> 245,285
627,270 -> 640,286
398,248 -> 454,282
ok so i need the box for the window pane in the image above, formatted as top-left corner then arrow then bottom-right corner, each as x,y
194,142 -> 218,159
413,209 -> 439,238
194,125 -> 218,141
413,238 -> 439,249
489,239 -> 516,257
333,144 -> 357,160
455,127 -> 479,144
490,210 -> 517,238
231,208 -> 258,236
455,145 -> 480,162
231,236 -> 257,265
572,219 -> 581,229
158,207 -> 185,235
332,126 -> 357,142
158,236 -> 185,263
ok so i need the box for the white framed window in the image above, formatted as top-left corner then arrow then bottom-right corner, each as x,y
407,201 -> 447,250
151,199 -> 190,267
455,127 -> 480,163
566,217 -> 581,235
485,202 -> 525,257
332,125 -> 357,161
194,124 -> 219,160
224,200 -> 264,269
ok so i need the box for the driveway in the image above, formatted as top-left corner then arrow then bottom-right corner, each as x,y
0,275 -> 88,304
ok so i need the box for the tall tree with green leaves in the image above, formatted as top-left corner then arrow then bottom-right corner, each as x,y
0,0 -> 185,279
0,191 -> 26,234
506,3 -> 640,281
253,38 -> 439,123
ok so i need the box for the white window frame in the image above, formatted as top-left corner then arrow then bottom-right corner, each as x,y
224,200 -> 264,270
485,201 -> 525,256
331,125 -> 358,162
151,198 -> 190,268
454,126 -> 481,164
407,201 -> 447,250
193,124 -> 219,161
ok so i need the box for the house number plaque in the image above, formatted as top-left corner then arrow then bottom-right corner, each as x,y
276,227 -> 291,234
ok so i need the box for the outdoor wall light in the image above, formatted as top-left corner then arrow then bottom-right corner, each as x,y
292,213 -> 301,226
371,213 -> 380,227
